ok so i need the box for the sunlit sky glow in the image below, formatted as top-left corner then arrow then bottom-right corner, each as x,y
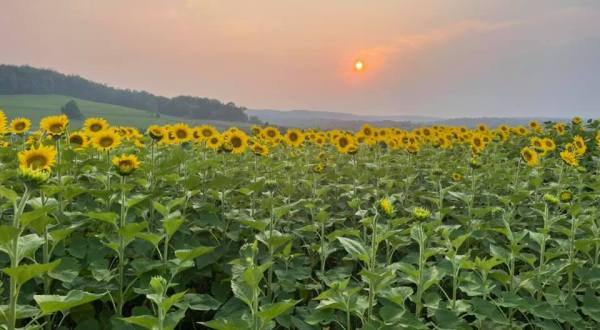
2,0 -> 600,117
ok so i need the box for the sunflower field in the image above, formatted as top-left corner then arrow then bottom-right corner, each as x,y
1,111 -> 600,330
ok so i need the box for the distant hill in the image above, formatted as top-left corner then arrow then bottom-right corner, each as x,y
0,94 -> 253,131
0,64 -> 252,123
248,108 -> 568,130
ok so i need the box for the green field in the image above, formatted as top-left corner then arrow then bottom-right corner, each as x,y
0,94 -> 252,130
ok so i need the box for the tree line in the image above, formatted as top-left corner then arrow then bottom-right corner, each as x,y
0,64 -> 254,122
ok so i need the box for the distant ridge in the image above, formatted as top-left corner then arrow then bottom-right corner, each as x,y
0,64 -> 252,123
248,108 -> 569,130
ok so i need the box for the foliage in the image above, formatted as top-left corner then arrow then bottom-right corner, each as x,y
0,114 -> 599,329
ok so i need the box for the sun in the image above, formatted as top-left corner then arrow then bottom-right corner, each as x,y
354,60 -> 364,71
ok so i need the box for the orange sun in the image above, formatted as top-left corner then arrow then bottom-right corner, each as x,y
354,60 -> 364,72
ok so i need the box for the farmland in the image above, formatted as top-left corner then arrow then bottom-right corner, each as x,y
1,112 -> 600,329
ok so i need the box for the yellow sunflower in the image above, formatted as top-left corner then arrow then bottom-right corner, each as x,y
93,129 -> 121,152
195,125 -> 218,142
335,134 -> 357,154
112,154 -> 141,176
206,134 -> 222,150
284,129 -> 305,147
40,115 -> 69,137
84,118 -> 109,134
172,123 -> 192,143
147,125 -> 165,141
10,117 -> 31,135
18,145 -> 57,171
0,110 -> 6,135
68,131 -> 90,149
521,147 -> 539,167
224,130 -> 249,154
560,150 -> 579,167
251,143 -> 269,157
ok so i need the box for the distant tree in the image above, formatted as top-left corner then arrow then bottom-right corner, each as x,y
0,64 -> 250,123
61,100 -> 84,120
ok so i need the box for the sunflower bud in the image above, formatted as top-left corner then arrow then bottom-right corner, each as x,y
378,198 -> 394,217
312,163 -> 326,174
560,191 -> 573,203
112,154 -> 140,176
412,207 -> 431,220
543,193 -> 559,205
470,158 -> 481,169
451,172 -> 463,182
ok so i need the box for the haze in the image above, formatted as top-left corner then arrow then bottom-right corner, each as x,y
2,0 -> 600,118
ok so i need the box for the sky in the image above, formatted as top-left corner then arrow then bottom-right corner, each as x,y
1,0 -> 600,118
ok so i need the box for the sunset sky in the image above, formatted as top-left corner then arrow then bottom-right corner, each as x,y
2,1 -> 600,117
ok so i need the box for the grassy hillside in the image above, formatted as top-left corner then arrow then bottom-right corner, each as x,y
0,94 -> 251,130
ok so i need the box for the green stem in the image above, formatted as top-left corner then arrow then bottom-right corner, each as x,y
117,176 -> 127,316
7,188 -> 30,330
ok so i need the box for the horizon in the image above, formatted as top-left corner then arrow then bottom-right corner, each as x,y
2,1 -> 600,117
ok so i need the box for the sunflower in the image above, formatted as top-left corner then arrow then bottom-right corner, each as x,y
521,147 -> 539,167
261,126 -> 281,142
224,130 -> 249,154
572,116 -> 582,126
195,125 -> 218,142
378,198 -> 394,217
541,138 -> 556,153
206,134 -> 222,150
284,129 -> 305,147
572,136 -> 586,156
10,117 -> 31,135
560,150 -> 579,167
451,172 -> 463,182
18,145 -> 57,171
251,143 -> 269,157
172,123 -> 192,143
26,131 -> 42,147
0,110 -> 6,134
251,125 -> 263,136
112,154 -> 141,176
84,118 -> 109,134
335,134 -> 357,154
68,131 -> 90,149
412,207 -> 431,220
93,129 -> 121,152
359,124 -> 374,137
147,125 -> 165,141
40,115 -> 69,137
554,123 -> 566,135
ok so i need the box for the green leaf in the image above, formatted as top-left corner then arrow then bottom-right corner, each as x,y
34,290 -> 106,315
202,317 -> 251,330
127,194 -> 148,208
181,293 -> 222,311
120,315 -> 159,329
3,260 -> 61,286
174,246 -> 215,262
257,299 -> 299,323
152,201 -> 169,217
0,186 -> 18,204
0,225 -> 19,253
337,237 -> 370,263
582,291 -> 600,322
86,212 -> 118,226
163,217 -> 184,240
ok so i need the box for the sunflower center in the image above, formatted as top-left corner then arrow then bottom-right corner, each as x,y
90,124 -> 102,132
176,129 -> 188,139
50,123 -> 64,133
231,136 -> 242,148
27,155 -> 49,170
70,135 -> 83,145
99,136 -> 114,147
338,137 -> 348,148
14,122 -> 26,131
290,133 -> 298,142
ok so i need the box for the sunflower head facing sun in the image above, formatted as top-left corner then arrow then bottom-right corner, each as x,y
172,123 -> 192,143
40,115 -> 69,137
68,131 -> 90,149
10,117 -> 31,135
147,125 -> 165,141
112,154 -> 141,176
284,129 -> 305,148
84,118 -> 109,134
93,129 -> 121,152
18,145 -> 57,173
223,129 -> 249,154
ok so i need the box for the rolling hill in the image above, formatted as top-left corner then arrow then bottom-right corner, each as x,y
0,94 -> 252,130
